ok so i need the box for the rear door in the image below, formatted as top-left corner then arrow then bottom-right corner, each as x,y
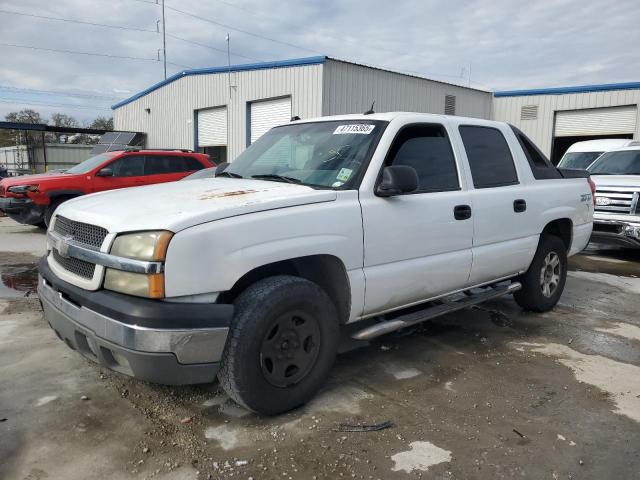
360,122 -> 473,315
144,155 -> 199,183
457,124 -> 535,285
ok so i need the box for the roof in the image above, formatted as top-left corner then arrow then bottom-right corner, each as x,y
111,55 -> 490,110
112,56 -> 328,109
566,139 -> 639,152
0,121 -> 116,135
494,81 -> 640,97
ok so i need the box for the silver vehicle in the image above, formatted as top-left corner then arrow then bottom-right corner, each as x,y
588,146 -> 640,247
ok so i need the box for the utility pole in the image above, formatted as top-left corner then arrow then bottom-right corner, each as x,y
161,0 -> 167,79
226,33 -> 231,99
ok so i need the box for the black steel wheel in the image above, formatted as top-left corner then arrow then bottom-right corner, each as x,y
218,275 -> 339,415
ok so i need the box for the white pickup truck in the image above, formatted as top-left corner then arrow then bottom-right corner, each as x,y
38,112 -> 594,414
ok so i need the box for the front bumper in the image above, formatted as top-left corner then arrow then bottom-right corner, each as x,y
38,257 -> 233,385
0,196 -> 44,224
590,218 -> 640,248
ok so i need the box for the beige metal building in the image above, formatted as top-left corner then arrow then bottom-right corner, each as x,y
112,56 -> 493,163
492,83 -> 640,162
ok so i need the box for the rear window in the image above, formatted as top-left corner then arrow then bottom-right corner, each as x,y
459,126 -> 518,188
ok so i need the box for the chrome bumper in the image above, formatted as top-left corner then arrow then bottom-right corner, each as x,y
591,217 -> 640,247
38,275 -> 228,384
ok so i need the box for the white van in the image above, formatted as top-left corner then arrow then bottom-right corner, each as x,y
557,139 -> 639,170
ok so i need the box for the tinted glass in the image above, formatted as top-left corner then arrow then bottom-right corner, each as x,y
225,120 -> 386,188
66,154 -> 114,174
110,155 -> 145,177
185,157 -> 204,170
145,156 -> 185,175
588,150 -> 640,175
182,167 -> 216,180
387,125 -> 459,192
558,152 -> 603,169
459,126 -> 518,188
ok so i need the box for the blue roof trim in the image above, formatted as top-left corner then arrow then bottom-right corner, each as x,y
112,56 -> 327,109
494,81 -> 640,97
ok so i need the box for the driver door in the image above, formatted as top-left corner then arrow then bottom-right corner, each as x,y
90,155 -> 146,192
359,123 -> 473,316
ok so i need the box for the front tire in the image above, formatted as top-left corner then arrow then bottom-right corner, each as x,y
44,198 -> 67,228
218,275 -> 339,415
514,235 -> 567,312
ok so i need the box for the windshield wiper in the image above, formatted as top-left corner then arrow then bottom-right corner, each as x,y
216,171 -> 243,178
251,174 -> 301,184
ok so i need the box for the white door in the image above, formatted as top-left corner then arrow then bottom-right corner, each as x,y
198,107 -> 227,147
457,124 -> 536,285
360,123 -> 473,316
555,106 -> 637,137
249,97 -> 291,144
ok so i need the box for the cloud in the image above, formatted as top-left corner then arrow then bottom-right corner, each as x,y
0,0 -> 638,122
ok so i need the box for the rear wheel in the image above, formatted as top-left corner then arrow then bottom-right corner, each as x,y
218,275 -> 339,415
514,235 -> 567,312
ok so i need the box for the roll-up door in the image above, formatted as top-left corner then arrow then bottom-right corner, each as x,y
249,97 -> 291,144
554,106 -> 637,137
198,107 -> 227,146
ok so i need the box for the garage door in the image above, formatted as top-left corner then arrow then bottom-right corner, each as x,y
249,97 -> 291,144
555,105 -> 637,137
198,107 -> 227,146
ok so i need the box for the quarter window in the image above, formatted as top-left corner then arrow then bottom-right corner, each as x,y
386,124 -> 459,193
459,126 -> 518,188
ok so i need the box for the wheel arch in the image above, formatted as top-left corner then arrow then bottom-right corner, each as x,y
220,254 -> 351,324
541,218 -> 573,252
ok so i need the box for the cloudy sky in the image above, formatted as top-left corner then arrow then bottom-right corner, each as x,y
0,0 -> 639,123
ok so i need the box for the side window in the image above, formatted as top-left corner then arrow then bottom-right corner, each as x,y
510,125 -> 561,179
145,155 -> 186,175
110,155 -> 145,177
459,126 -> 518,188
185,157 -> 205,171
386,124 -> 459,193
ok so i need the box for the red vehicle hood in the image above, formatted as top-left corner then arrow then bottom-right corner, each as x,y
0,172 -> 79,190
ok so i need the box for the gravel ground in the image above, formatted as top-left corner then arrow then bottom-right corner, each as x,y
0,216 -> 639,480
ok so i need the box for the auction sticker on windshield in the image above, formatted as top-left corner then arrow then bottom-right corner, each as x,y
333,124 -> 375,135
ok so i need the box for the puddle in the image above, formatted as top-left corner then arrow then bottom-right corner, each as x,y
0,264 -> 38,298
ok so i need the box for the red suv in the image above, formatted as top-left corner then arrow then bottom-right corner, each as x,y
0,149 -> 213,227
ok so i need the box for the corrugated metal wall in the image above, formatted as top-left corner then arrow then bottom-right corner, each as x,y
114,64 -> 323,160
34,144 -> 94,172
493,90 -> 640,157
322,59 -> 493,119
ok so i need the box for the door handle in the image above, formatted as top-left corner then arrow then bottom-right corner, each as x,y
513,199 -> 527,213
454,204 -> 472,220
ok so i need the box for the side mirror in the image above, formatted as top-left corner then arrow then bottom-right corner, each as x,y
215,162 -> 230,176
96,167 -> 113,177
376,165 -> 418,197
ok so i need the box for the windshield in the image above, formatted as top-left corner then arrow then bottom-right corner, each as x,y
558,151 -> 603,169
65,153 -> 113,174
588,150 -> 640,175
224,120 -> 386,188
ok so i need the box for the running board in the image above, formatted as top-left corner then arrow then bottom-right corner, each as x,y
351,282 -> 522,341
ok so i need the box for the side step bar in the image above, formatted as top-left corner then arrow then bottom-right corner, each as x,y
351,282 -> 522,341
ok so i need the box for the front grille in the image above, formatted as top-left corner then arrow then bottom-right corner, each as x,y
54,215 -> 108,250
594,188 -> 639,215
52,249 -> 96,279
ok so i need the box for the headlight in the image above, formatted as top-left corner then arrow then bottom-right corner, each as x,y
104,269 -> 164,298
110,231 -> 173,261
8,184 -> 38,193
105,230 -> 173,298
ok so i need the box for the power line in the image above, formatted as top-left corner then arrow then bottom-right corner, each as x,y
0,42 -> 159,61
0,8 -> 156,33
0,98 -> 112,111
165,32 -> 262,62
0,85 -> 122,101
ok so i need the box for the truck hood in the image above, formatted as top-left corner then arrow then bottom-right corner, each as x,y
591,175 -> 640,189
55,178 -> 337,233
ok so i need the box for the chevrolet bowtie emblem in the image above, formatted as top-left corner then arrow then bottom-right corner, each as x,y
58,235 -> 74,258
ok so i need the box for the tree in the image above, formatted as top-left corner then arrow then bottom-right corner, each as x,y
5,109 -> 44,124
1,109 -> 46,148
49,113 -> 79,142
90,116 -> 114,131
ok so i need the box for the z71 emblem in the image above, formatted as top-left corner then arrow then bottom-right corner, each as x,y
580,194 -> 592,203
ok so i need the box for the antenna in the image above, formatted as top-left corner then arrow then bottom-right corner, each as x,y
226,33 -> 231,99
364,101 -> 375,115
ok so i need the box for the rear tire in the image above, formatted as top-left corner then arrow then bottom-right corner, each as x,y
514,235 -> 567,312
218,275 -> 339,415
